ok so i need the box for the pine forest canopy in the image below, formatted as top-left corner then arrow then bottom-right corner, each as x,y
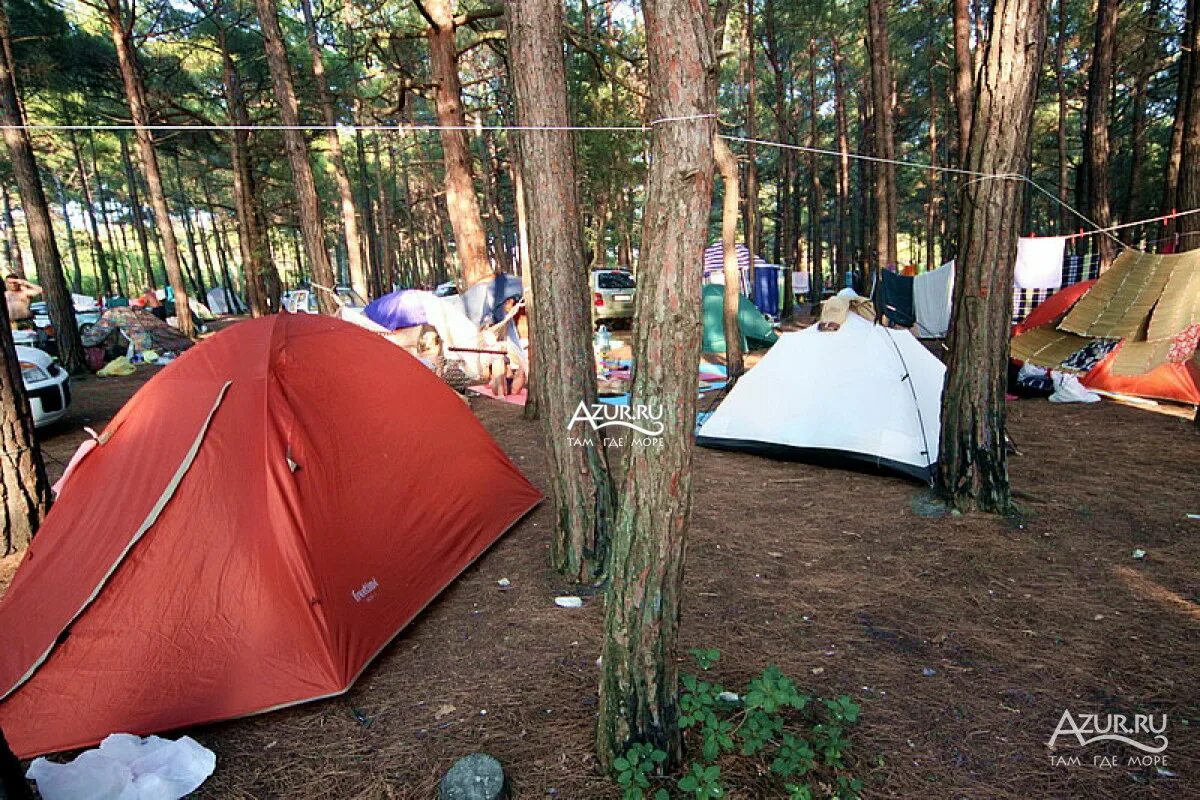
0,0 -> 1191,300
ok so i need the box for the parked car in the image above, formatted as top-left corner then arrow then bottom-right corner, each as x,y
16,344 -> 70,428
591,269 -> 636,326
32,296 -> 103,338
434,281 -> 459,297
281,286 -> 367,314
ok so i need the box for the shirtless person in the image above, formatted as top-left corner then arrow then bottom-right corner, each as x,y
5,274 -> 41,329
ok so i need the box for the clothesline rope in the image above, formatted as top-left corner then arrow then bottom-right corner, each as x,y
2,118 -> 1187,247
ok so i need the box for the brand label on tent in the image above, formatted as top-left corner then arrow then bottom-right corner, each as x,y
567,401 -> 664,448
351,578 -> 380,603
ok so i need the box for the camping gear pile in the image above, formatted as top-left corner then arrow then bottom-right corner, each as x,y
698,290 -> 945,481
0,313 -> 541,758
81,308 -> 194,361
1011,249 -> 1200,406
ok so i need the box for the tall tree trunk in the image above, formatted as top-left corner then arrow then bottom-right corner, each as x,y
714,137 -> 744,379
596,0 -> 714,771
426,0 -> 492,287
0,4 -> 84,373
866,0 -> 897,275
1179,0 -> 1200,246
172,157 -> 207,299
299,0 -> 368,301
1165,0 -> 1192,245
1124,0 -> 1161,225
952,0 -> 973,163
508,0 -> 614,583
71,130 -> 112,297
90,130 -> 127,296
2,186 -> 24,279
253,0 -> 338,315
743,0 -> 759,269
56,180 -> 83,293
1083,0 -> 1119,267
833,38 -> 851,287
353,127 -> 382,297
807,39 -> 824,287
1056,0 -> 1070,232
219,28 -> 270,316
0,275 -> 48,556
117,133 -> 155,290
103,0 -> 193,336
479,127 -> 513,275
938,0 -> 1047,512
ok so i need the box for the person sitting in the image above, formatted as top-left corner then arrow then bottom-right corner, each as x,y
5,274 -> 41,329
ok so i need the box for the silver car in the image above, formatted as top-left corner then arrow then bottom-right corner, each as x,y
591,270 -> 636,326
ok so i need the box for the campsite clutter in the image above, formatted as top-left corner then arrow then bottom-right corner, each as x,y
0,313 -> 542,757
26,734 -> 215,800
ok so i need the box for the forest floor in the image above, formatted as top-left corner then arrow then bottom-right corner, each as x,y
6,348 -> 1200,799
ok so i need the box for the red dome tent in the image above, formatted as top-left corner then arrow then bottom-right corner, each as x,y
0,313 -> 542,757
1012,277 -> 1200,406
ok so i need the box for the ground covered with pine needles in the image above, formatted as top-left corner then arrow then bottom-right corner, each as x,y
10,363 -> 1199,799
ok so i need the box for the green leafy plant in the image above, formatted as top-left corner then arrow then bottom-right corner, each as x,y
677,762 -> 724,798
613,742 -> 670,800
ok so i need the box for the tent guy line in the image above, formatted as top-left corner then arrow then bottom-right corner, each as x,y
3,120 -> 1189,245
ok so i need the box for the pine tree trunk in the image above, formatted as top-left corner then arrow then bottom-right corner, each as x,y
833,38 -> 851,286
1179,0 -> 1200,245
56,180 -> 83,294
596,0 -> 714,771
938,0 -> 1047,513
2,186 -> 24,279
0,5 -> 84,373
507,0 -> 615,583
299,0 -> 368,301
0,278 -> 49,556
71,130 -> 112,297
1084,0 -> 1118,267
952,0 -> 973,164
1056,0 -> 1071,232
743,0 -> 759,273
103,0 -> 194,336
714,137 -> 744,380
426,0 -> 492,287
219,26 -> 271,316
807,39 -> 824,287
117,133 -> 155,291
866,0 -> 897,274
253,0 -> 338,315
1165,0 -> 1192,245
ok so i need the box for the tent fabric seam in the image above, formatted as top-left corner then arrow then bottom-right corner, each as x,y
0,380 -> 233,703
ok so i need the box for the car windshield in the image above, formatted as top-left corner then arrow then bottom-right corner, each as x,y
598,272 -> 635,290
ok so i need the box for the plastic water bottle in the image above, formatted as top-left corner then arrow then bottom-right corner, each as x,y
596,325 -> 611,355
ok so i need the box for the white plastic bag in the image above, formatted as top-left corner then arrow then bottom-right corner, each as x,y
26,733 -> 216,800
1049,371 -> 1102,404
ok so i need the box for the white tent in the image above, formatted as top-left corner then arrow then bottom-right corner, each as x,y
206,287 -> 245,316
697,312 -> 946,481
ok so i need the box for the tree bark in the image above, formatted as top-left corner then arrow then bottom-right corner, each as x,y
714,137 -> 744,380
299,0 -> 368,301
1056,0 -> 1071,232
253,0 -> 338,315
1179,0 -> 1200,245
70,130 -> 112,297
866,0 -> 897,274
426,0 -> 492,287
1083,0 -> 1119,267
218,24 -> 271,315
118,132 -> 155,290
833,37 -> 851,287
938,0 -> 1047,513
103,0 -> 194,336
56,179 -> 83,293
596,0 -> 715,771
507,0 -> 615,584
1165,0 -> 1192,245
0,273 -> 48,557
0,3 -> 84,373
742,0 -> 759,271
807,38 -> 824,288
2,186 -> 24,279
952,0 -> 973,163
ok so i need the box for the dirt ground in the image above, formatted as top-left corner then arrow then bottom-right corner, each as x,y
6,354 -> 1200,799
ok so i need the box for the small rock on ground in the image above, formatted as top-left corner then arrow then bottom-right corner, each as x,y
439,753 -> 508,800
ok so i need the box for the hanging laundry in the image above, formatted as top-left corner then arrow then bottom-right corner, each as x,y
1013,236 -> 1067,290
